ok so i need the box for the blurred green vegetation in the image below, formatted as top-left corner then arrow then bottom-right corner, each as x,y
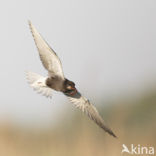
0,90 -> 156,156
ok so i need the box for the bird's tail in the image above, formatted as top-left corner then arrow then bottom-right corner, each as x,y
25,71 -> 52,98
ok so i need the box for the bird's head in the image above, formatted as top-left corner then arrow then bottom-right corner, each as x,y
64,79 -> 77,95
65,79 -> 75,90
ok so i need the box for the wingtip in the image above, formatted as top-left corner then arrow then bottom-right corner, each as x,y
109,130 -> 117,138
28,20 -> 36,39
28,20 -> 32,26
112,133 -> 118,138
104,126 -> 117,138
28,20 -> 33,31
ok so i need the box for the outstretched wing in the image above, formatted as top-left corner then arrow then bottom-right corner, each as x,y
29,21 -> 65,80
66,92 -> 116,138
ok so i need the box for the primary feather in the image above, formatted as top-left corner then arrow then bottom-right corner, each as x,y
28,21 -> 64,80
67,92 -> 116,138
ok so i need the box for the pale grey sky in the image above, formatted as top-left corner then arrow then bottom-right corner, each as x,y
0,0 -> 156,127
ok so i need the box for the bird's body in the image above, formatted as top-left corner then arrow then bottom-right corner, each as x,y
46,76 -> 77,96
46,76 -> 64,92
26,21 -> 117,138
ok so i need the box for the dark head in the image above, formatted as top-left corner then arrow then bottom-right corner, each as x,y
63,79 -> 77,96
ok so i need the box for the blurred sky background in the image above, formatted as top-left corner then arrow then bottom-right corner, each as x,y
0,0 -> 156,128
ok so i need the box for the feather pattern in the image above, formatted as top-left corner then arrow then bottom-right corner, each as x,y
28,21 -> 64,80
67,92 -> 116,138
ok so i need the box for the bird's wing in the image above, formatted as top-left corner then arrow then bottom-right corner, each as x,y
26,71 -> 53,98
29,21 -> 65,80
66,92 -> 116,138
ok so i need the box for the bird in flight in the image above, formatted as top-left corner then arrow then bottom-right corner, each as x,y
26,21 -> 116,138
